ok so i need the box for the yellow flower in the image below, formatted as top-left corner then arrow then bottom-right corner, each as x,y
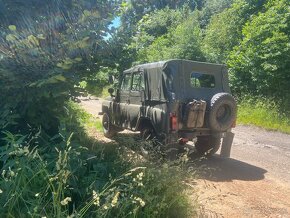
111,192 -> 120,207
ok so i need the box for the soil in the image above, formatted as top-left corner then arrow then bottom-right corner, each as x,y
79,96 -> 290,218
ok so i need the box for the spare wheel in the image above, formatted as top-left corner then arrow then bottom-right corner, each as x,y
208,93 -> 237,132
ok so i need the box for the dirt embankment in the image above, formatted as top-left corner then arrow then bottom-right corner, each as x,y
79,96 -> 290,218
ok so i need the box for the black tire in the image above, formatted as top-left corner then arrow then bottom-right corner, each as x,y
102,112 -> 117,138
195,136 -> 221,155
208,93 -> 237,132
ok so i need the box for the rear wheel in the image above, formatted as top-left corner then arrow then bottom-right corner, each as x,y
195,136 -> 221,155
102,112 -> 117,138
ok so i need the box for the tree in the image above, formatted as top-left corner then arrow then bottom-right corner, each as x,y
0,0 -> 119,134
135,12 -> 204,63
202,0 -> 266,63
228,0 -> 290,105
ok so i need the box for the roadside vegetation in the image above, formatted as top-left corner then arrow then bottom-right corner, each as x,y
238,98 -> 290,134
0,102 -> 195,217
0,0 -> 290,217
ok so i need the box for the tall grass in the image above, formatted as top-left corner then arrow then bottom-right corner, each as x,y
0,101 -> 196,217
237,96 -> 290,134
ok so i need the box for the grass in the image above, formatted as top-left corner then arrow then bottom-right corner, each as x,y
0,101 -> 197,217
237,97 -> 290,134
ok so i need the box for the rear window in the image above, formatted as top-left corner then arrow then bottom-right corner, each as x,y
190,72 -> 215,88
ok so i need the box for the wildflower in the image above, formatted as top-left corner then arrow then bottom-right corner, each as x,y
9,167 -> 15,177
103,205 -> 108,210
111,192 -> 120,207
0,189 -> 3,194
92,190 -> 100,206
136,172 -> 144,181
60,197 -> 72,206
137,182 -> 144,187
133,197 -> 146,207
35,193 -> 40,197
1,170 -> 6,177
181,154 -> 189,163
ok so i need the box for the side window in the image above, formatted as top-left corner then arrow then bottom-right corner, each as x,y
190,72 -> 215,88
121,74 -> 131,91
131,73 -> 145,91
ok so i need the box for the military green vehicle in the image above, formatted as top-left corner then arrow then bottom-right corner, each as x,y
100,59 -> 237,157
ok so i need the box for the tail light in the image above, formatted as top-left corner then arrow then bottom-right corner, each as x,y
170,113 -> 178,131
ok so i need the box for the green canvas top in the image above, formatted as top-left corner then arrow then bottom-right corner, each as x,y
123,59 -> 229,102
124,59 -> 225,74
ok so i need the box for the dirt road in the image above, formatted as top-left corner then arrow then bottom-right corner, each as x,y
79,97 -> 290,218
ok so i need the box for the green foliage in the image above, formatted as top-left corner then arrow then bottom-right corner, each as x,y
135,11 -> 204,63
0,0 -> 119,134
0,102 -> 194,217
238,96 -> 290,134
228,0 -> 290,104
202,0 -> 265,63
199,0 -> 234,27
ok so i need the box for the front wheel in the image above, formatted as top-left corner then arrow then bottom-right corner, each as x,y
102,112 -> 117,138
195,136 -> 221,155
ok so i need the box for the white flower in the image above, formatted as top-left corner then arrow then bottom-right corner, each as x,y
134,197 -> 146,207
0,189 -> 3,194
35,193 -> 40,197
136,172 -> 144,181
60,197 -> 72,206
92,190 -> 100,206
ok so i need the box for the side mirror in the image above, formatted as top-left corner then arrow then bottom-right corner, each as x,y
108,88 -> 114,96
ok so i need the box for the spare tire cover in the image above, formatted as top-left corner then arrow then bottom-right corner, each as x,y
208,93 -> 237,132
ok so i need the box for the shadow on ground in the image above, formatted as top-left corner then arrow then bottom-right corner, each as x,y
189,154 -> 267,182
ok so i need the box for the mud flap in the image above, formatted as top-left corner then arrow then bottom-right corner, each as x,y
220,132 -> 234,158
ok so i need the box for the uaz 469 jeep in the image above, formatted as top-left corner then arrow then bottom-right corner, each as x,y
100,60 -> 237,157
